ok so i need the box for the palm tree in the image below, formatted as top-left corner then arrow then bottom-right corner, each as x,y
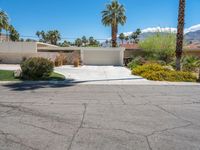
0,10 -> 9,42
125,36 -> 129,44
9,25 -> 20,41
119,33 -> 125,44
46,30 -> 61,45
101,0 -> 126,47
176,0 -> 186,71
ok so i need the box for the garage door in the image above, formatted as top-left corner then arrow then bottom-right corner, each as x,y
82,50 -> 122,66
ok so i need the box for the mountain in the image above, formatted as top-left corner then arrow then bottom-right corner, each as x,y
122,24 -> 200,43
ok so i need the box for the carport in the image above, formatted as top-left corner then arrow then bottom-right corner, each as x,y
81,47 -> 125,66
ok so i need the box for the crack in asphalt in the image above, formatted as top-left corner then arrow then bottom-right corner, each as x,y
67,103 -> 87,150
0,103 -> 75,126
0,130 -> 39,150
19,122 -> 67,137
152,104 -> 194,125
117,92 -> 126,105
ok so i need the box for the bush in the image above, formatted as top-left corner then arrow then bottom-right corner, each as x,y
139,33 -> 176,63
132,63 -> 197,82
182,55 -> 200,72
21,57 -> 54,80
127,56 -> 146,69
54,53 -> 67,67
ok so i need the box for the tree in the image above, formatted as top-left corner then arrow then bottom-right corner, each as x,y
131,28 -> 141,43
46,30 -> 61,45
125,36 -> 129,43
139,33 -> 176,63
119,33 -> 125,44
102,0 -> 126,47
81,36 -> 88,46
176,0 -> 186,71
36,30 -> 61,45
75,38 -> 82,47
36,31 -> 46,43
62,40 -> 71,47
0,10 -> 9,41
9,25 -> 20,41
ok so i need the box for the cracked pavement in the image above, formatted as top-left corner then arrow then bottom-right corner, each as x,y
0,83 -> 200,150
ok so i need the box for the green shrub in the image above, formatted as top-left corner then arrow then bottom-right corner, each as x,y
182,55 -> 200,72
127,56 -> 146,69
132,63 -> 197,82
21,57 -> 54,80
139,33 -> 176,63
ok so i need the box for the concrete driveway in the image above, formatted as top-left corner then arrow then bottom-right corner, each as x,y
55,65 -> 148,84
0,84 -> 200,150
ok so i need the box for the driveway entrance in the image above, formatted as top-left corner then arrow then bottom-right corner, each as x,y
55,65 -> 146,84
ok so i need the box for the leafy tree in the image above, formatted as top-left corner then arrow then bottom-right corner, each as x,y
176,0 -> 186,71
119,33 -> 125,44
0,10 -> 9,41
139,33 -> 176,63
9,25 -> 20,41
102,0 -> 126,47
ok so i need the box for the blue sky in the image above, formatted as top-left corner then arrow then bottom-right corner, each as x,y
0,0 -> 200,41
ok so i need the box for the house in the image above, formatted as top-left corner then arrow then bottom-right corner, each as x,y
0,34 -> 10,42
184,42 -> 200,57
0,42 -> 125,66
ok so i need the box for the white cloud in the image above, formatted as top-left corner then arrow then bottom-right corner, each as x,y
142,27 -> 177,33
185,24 -> 200,33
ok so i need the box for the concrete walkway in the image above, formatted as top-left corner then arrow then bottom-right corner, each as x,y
0,64 -> 20,71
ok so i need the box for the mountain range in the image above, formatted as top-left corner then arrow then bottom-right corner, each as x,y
121,24 -> 200,43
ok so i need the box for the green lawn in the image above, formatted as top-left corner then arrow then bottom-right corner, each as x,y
0,70 -> 65,81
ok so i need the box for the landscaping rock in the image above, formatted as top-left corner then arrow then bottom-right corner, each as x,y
14,69 -> 22,78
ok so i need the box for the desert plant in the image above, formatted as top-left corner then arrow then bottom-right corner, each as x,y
182,55 -> 200,72
54,53 -> 67,67
139,33 -> 176,63
127,56 -> 146,69
73,59 -> 79,67
132,63 -> 197,82
21,57 -> 54,80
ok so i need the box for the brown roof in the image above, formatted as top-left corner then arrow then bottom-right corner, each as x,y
184,42 -> 200,51
120,43 -> 140,50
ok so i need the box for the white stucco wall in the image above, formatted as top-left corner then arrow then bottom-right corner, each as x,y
0,42 -> 37,63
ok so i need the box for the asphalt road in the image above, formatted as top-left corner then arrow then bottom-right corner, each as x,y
0,83 -> 200,150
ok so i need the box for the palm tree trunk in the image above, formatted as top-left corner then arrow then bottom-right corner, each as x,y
111,23 -> 117,47
0,29 -> 2,42
176,0 -> 186,71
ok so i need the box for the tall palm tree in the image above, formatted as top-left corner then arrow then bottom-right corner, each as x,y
0,10 -> 9,42
102,0 -> 126,47
176,0 -> 186,71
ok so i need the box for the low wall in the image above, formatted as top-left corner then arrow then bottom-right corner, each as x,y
0,51 -> 81,64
